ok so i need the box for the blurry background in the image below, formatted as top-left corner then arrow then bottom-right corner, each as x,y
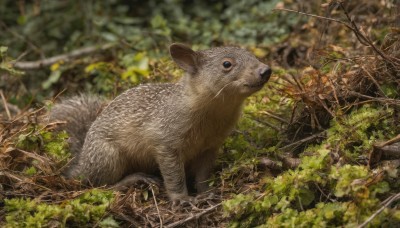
1,0 -> 299,102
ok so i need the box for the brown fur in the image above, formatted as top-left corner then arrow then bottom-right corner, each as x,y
49,43 -> 271,201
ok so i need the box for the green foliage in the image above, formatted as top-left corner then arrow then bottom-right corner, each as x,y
4,189 -> 116,227
24,166 -> 37,176
84,61 -> 121,94
381,83 -> 399,98
0,46 -> 24,76
223,104 -> 400,227
327,105 -> 395,160
120,52 -> 150,84
16,126 -> 70,161
1,0 -> 300,98
329,165 -> 370,198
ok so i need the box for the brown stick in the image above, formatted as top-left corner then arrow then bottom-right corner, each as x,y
13,43 -> 115,70
377,134 -> 400,148
259,110 -> 290,124
273,8 -> 352,29
279,131 -> 327,151
151,186 -> 163,228
0,90 -> 11,120
165,203 -> 221,228
357,192 -> 400,228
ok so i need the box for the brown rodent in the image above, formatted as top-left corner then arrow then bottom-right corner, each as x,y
49,43 -> 271,201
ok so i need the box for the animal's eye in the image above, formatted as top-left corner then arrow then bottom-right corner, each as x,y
223,61 -> 232,69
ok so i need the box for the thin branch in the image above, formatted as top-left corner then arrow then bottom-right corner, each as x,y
376,134 -> 400,148
250,117 -> 281,132
279,131 -> 327,151
0,90 -> 11,120
165,203 -> 221,228
338,2 -> 393,63
273,8 -> 351,29
358,192 -> 400,228
13,43 -> 116,70
150,186 -> 163,228
259,110 -> 290,124
347,91 -> 400,106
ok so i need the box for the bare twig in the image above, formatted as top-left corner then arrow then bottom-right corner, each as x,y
338,2 -> 395,64
165,203 -> 221,228
376,134 -> 400,148
280,131 -> 327,151
13,43 -> 116,70
259,111 -> 290,124
150,186 -> 163,228
347,91 -> 400,106
358,192 -> 400,228
250,117 -> 281,132
0,90 -> 11,120
273,8 -> 352,29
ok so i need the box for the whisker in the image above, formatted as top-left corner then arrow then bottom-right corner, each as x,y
210,81 -> 236,101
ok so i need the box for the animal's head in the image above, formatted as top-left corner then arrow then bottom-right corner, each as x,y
170,43 -> 271,99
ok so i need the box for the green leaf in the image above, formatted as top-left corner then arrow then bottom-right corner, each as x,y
42,70 -> 62,89
99,216 -> 119,228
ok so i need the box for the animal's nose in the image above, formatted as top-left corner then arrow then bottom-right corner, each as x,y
259,66 -> 272,80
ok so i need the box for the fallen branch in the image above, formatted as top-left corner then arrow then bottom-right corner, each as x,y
358,192 -> 400,228
377,134 -> 400,148
165,203 -> 221,228
279,131 -> 327,151
12,43 -> 116,70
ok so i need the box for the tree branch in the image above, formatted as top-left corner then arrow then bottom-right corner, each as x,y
165,203 -> 221,228
12,43 -> 116,70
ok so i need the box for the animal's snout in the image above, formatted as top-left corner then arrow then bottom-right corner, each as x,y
259,66 -> 272,81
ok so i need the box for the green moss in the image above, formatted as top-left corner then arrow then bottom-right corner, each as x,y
16,126 -> 70,162
327,105 -> 395,160
4,189 -> 116,227
223,104 -> 400,227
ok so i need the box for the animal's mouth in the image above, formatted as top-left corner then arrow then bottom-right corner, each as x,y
244,81 -> 266,89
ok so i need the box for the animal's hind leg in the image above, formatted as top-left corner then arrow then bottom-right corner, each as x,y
113,173 -> 161,190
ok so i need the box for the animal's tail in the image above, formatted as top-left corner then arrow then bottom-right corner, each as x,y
49,94 -> 107,155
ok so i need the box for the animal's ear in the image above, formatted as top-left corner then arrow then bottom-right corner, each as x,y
170,43 -> 199,74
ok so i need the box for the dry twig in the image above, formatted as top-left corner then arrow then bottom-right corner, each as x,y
279,131 -> 327,151
13,43 -> 115,70
165,203 -> 221,228
357,192 -> 400,228
0,90 -> 11,120
151,186 -> 163,227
